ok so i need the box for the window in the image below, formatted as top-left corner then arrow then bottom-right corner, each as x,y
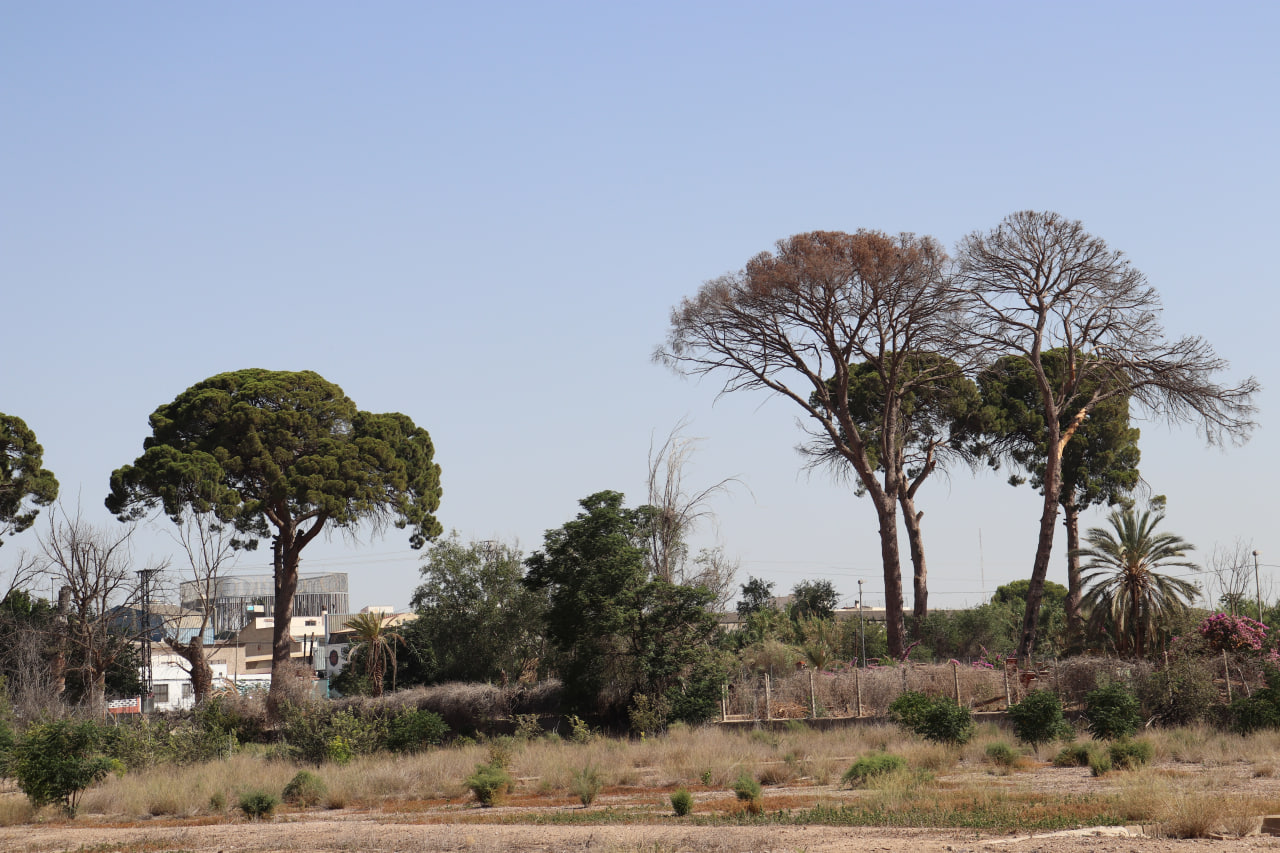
182,683 -> 193,700
153,684 -> 170,703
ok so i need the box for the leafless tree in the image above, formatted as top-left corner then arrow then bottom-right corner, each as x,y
38,504 -> 166,711
645,420 -> 742,608
956,211 -> 1259,659
165,511 -> 241,703
1202,538 -> 1262,616
658,230 -> 966,656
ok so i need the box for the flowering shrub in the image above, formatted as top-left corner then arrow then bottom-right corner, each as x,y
1198,613 -> 1267,653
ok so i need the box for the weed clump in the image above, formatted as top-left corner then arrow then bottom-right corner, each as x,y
238,789 -> 279,820
1108,738 -> 1153,770
670,786 -> 693,816
841,752 -> 906,787
466,762 -> 515,807
570,765 -> 603,806
732,773 -> 763,814
282,770 -> 327,807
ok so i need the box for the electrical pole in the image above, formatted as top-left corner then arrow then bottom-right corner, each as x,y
1255,550 -> 1263,623
857,579 -> 866,667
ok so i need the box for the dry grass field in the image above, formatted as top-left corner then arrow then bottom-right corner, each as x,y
4,719 -> 1280,852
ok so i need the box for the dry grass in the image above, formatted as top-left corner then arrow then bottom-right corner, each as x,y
13,716 -> 1280,835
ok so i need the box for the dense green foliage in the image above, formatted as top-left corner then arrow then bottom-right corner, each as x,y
105,369 -> 442,697
525,491 -> 723,722
670,787 -> 693,816
841,752 -> 906,786
1006,690 -> 1073,750
404,534 -> 545,685
12,720 -> 118,815
238,789 -> 279,819
1107,737 -> 1153,770
466,761 -> 515,806
282,769 -> 327,807
1083,682 -> 1142,740
789,579 -> 839,621
384,709 -> 449,752
0,412 -> 59,546
888,691 -> 974,744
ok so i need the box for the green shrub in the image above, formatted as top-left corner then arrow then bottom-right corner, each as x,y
670,787 -> 693,816
1230,672 -> 1280,734
841,752 -> 906,787
887,691 -> 933,731
513,713 -> 543,741
12,719 -> 118,816
732,773 -> 763,814
279,704 -> 385,765
566,714 -> 593,744
486,738 -> 515,770
1052,743 -> 1095,767
1137,655 -> 1219,726
984,742 -> 1019,768
1107,738 -> 1153,770
628,693 -> 672,736
238,789 -> 279,820
385,709 -> 448,753
466,762 -> 514,807
282,770 -> 327,807
570,765 -> 603,806
1088,751 -> 1112,777
1083,682 -> 1141,740
1006,690 -> 1072,750
208,791 -> 227,812
889,691 -> 974,745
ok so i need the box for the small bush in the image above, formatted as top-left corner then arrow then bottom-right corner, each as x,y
570,765 -> 603,806
628,693 -> 672,736
984,742 -> 1019,768
1088,751 -> 1112,777
12,719 -> 117,816
887,691 -> 933,731
1083,682 -> 1141,740
1007,690 -> 1072,750
1230,672 -> 1280,734
466,762 -> 514,807
486,738 -> 514,769
238,789 -> 279,820
282,770 -> 327,807
208,791 -> 227,812
670,787 -> 693,816
1138,655 -> 1219,726
513,713 -> 543,741
565,714 -> 593,744
1052,743 -> 1095,767
841,753 -> 906,787
732,773 -> 763,814
385,709 -> 448,753
1108,738 -> 1153,770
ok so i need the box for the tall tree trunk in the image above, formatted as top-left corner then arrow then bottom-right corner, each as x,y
173,635 -> 214,704
1061,491 -> 1083,651
899,492 -> 928,634
874,493 -> 907,658
1017,441 -> 1064,662
269,527 -> 301,706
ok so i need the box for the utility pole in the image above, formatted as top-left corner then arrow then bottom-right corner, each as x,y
136,567 -> 162,712
1255,550 -> 1263,623
857,579 -> 866,667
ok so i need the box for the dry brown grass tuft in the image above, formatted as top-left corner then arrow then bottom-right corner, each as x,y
0,796 -> 34,826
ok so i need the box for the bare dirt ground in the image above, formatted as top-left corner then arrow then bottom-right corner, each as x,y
6,766 -> 1280,853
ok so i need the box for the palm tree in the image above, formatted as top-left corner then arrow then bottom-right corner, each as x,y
1077,507 -> 1199,658
345,612 -> 404,697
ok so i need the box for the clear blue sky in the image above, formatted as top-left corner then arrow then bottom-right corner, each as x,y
3,2 -> 1276,614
